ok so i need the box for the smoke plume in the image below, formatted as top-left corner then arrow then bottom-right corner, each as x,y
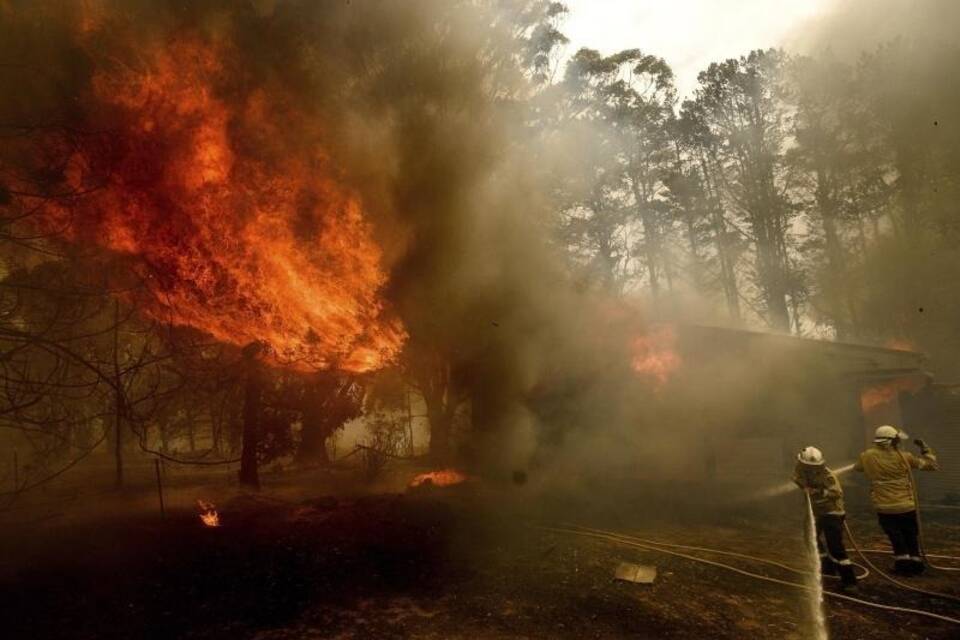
0,0 -> 657,478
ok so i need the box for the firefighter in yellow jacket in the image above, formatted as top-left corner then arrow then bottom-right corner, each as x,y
792,446 -> 857,588
854,425 -> 939,575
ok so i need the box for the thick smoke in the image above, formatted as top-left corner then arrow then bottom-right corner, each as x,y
10,0 -> 932,499
0,1 -> 654,479
786,0 -> 960,378
788,0 -> 960,59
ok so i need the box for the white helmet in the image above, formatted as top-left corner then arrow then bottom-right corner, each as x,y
874,425 -> 908,443
797,446 -> 824,466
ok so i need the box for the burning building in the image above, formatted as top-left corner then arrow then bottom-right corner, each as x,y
662,325 -> 947,494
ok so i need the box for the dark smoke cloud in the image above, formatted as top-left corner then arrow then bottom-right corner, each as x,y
0,0 -> 654,476
6,0 -> 925,509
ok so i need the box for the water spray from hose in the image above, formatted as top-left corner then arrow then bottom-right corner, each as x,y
804,493 -> 829,640
746,462 -> 855,502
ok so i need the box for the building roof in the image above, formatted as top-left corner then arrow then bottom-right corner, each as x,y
678,324 -> 929,380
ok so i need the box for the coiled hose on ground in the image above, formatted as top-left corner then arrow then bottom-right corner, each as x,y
539,523 -> 960,626
896,447 -> 960,572
842,519 -> 960,604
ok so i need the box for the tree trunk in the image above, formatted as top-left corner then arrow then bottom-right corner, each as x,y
238,345 -> 264,489
700,157 -> 741,321
297,395 -> 332,466
187,408 -> 196,453
640,213 -> 661,297
752,209 -> 791,332
297,373 -> 344,466
426,399 -> 453,464
758,251 -> 791,331
112,299 -> 124,489
632,182 -> 662,298
406,388 -> 415,456
160,419 -> 169,454
113,394 -> 123,489
226,397 -> 243,456
411,351 -> 459,465
210,408 -> 221,456
815,167 -> 854,339
894,141 -> 921,239
683,211 -> 705,292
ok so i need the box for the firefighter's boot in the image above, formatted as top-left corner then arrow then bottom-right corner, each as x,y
908,557 -> 925,575
838,562 -> 857,589
893,558 -> 913,575
820,556 -> 837,576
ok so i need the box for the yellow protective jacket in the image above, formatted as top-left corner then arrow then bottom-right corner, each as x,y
792,463 -> 845,516
854,444 -> 938,514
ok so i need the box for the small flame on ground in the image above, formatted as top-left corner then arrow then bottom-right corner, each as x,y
197,499 -> 220,527
631,325 -> 681,388
409,469 -> 467,488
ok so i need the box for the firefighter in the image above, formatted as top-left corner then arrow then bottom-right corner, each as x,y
854,425 -> 939,575
792,446 -> 858,589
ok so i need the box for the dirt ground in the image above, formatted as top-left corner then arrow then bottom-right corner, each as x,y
1,463 -> 959,639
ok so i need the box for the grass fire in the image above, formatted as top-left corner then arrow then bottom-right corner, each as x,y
1,1 -> 959,639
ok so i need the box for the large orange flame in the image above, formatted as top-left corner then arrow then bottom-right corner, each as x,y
32,37 -> 404,372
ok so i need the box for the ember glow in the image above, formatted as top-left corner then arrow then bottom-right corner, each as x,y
631,325 -> 682,387
29,36 -> 405,373
409,469 -> 467,488
197,499 -> 220,527
884,338 -> 916,352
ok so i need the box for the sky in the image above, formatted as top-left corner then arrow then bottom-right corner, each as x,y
561,0 -> 835,98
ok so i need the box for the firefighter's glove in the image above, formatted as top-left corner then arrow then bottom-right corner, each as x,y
914,438 -> 929,453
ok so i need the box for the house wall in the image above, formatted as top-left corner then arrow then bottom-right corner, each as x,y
902,385 -> 960,502
674,326 -> 926,491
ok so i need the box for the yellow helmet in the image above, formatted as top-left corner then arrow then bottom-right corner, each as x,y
797,446 -> 824,466
874,425 -> 908,443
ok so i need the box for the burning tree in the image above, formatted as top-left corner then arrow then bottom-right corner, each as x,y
0,0 -> 608,492
21,35 -> 406,373
0,4 -> 415,492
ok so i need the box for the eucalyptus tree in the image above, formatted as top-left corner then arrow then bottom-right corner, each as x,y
688,50 -> 799,331
787,54 -> 886,339
558,48 -> 678,296
670,105 -> 744,320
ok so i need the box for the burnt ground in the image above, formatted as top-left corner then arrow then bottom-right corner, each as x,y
1,467 -> 959,639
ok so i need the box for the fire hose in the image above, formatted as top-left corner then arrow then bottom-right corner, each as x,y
898,444 -> 960,572
842,519 -> 960,604
817,442 -> 960,605
539,524 -> 960,626
826,445 -> 960,607
565,520 -> 871,581
797,446 -> 960,605
856,548 -> 960,561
